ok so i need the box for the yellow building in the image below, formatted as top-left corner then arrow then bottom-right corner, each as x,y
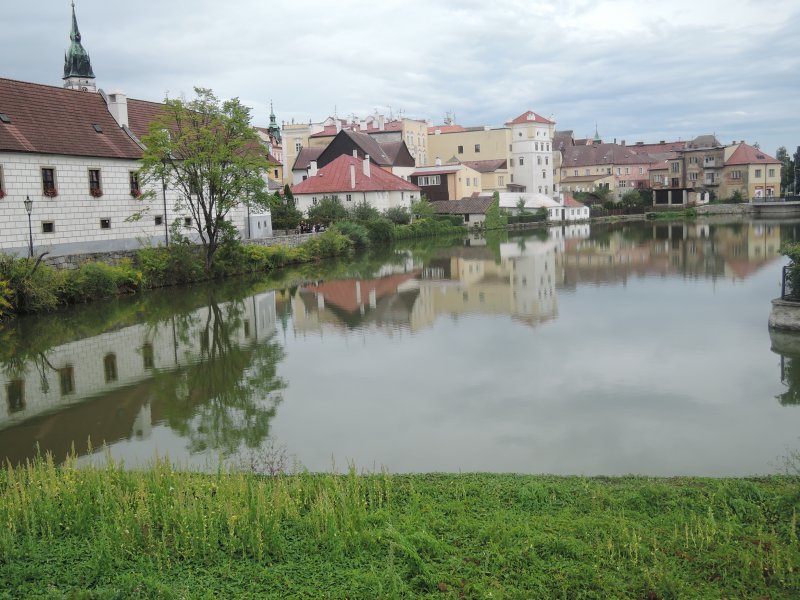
427,126 -> 511,165
720,143 -> 782,200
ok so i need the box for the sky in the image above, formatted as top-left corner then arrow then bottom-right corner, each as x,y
3,0 -> 799,157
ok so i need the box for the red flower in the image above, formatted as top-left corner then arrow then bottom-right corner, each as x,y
0,189 -> 6,199
90,188 -> 103,198
130,189 -> 142,198
44,188 -> 58,198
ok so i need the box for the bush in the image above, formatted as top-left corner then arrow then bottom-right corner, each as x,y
307,196 -> 349,227
384,206 -> 411,225
0,279 -> 13,321
0,255 -> 64,314
62,262 -> 142,303
365,218 -> 395,244
485,194 -> 508,230
137,246 -> 204,288
332,221 -> 371,249
348,201 -> 381,223
434,214 -> 464,227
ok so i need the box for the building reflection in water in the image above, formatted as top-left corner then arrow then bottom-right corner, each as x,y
0,289 -> 284,464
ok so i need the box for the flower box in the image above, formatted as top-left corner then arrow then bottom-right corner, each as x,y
44,188 -> 58,198
90,188 -> 103,198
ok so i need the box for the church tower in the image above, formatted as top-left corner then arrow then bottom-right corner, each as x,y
63,2 -> 96,92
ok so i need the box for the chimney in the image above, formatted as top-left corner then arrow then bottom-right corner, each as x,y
350,164 -> 356,189
363,155 -> 371,177
105,90 -> 129,128
660,140 -> 665,144
378,115 -> 385,131
352,149 -> 358,157
309,160 -> 318,177
360,119 -> 367,131
335,120 -> 341,133
620,140 -> 625,146
435,157 -> 442,166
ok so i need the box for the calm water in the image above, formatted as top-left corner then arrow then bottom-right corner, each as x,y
2,219 -> 800,476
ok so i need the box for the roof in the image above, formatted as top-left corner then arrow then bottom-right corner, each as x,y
725,143 -> 780,166
0,78 -> 144,159
497,192 -> 560,209
685,134 -> 722,149
629,140 -> 685,155
563,194 -> 586,208
291,154 -> 420,194
333,129 -> 394,166
430,197 -> 495,214
561,142 -> 653,168
411,165 -> 463,176
309,120 -> 404,138
506,110 -> 554,126
292,147 -> 323,171
126,98 -> 165,140
560,175 -> 613,183
379,141 -> 407,164
461,159 -> 507,173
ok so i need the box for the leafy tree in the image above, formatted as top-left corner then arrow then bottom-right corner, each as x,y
620,190 -> 643,208
777,146 -> 795,195
516,197 -> 529,215
139,88 -> 270,271
348,200 -> 381,223
283,183 -> 294,202
485,191 -> 508,230
269,193 -> 302,231
384,206 -> 411,225
307,195 -> 348,227
411,197 -> 435,220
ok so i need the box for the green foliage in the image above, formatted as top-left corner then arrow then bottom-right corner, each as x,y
383,206 -> 411,225
332,221 -> 371,249
2,461 -> 798,599
364,217 -> 396,244
715,189 -> 746,204
283,183 -> 294,202
139,87 -> 271,271
348,200 -> 382,223
0,279 -> 12,321
620,190 -> 643,208
0,255 -> 64,314
646,208 -> 697,220
394,218 -> 466,240
410,197 -> 435,220
515,196 -> 529,215
484,193 -> 508,230
777,146 -> 794,195
307,196 -> 348,227
434,214 -> 464,227
136,246 -> 205,288
269,193 -> 302,231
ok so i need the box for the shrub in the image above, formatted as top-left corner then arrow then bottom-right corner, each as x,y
63,262 -> 142,303
307,196 -> 348,227
0,279 -> 13,321
0,255 -> 64,314
348,201 -> 381,223
137,246 -> 204,288
365,218 -> 395,244
434,214 -> 464,227
485,194 -> 508,230
333,221 -> 371,249
384,206 -> 411,225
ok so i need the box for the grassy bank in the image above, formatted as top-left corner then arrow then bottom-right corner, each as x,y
0,217 -> 467,322
1,456 -> 798,598
645,208 -> 697,221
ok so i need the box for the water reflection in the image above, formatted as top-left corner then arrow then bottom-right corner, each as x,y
0,219 -> 794,472
770,330 -> 800,406
0,283 -> 284,464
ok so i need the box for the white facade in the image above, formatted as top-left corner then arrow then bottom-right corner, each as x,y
295,188 -> 417,216
0,152 -> 255,256
509,115 -> 555,196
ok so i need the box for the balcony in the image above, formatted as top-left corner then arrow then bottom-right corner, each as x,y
703,158 -> 719,168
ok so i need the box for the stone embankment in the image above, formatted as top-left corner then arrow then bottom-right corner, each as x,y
769,298 -> 800,332
695,204 -> 753,216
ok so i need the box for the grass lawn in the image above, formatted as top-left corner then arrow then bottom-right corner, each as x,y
1,456 -> 798,598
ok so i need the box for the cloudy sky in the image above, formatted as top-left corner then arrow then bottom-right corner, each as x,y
4,0 -> 799,156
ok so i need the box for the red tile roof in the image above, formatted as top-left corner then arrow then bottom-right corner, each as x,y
506,111 -> 554,126
303,272 -> 419,313
428,125 -> 467,134
725,143 -> 780,166
563,193 -> 586,208
310,120 -> 404,138
126,97 -> 166,140
430,197 -> 494,214
291,154 -> 419,194
0,78 -> 144,159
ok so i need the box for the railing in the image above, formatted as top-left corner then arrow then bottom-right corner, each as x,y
781,265 -> 800,301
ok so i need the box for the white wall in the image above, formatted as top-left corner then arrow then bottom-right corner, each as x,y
510,122 -> 555,195
295,189 -> 418,216
0,152 -> 252,256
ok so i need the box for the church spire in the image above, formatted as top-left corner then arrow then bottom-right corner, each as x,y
63,1 -> 96,91
268,100 -> 281,142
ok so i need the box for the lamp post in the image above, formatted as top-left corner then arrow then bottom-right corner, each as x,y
161,158 -> 169,247
23,195 -> 33,258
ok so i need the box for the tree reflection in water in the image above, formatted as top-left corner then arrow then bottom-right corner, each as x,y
152,291 -> 286,456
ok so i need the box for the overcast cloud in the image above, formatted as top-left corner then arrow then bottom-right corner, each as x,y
4,0 -> 799,155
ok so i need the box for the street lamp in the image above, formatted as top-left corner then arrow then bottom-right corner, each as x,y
23,195 -> 33,258
161,158 -> 169,247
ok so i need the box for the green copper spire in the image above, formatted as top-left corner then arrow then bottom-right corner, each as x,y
63,1 -> 95,80
268,100 -> 281,142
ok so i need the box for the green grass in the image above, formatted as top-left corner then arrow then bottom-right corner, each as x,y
1,455 -> 798,598
645,209 -> 697,220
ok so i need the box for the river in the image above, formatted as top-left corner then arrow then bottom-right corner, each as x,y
2,218 -> 799,476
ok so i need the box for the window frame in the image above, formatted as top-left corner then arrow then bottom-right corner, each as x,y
88,168 -> 102,197
41,167 -> 57,197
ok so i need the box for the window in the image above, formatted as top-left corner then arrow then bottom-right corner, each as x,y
418,175 -> 441,186
100,218 -> 111,229
731,170 -> 742,180
584,169 -> 590,176
311,197 -> 318,205
6,380 -> 24,413
89,169 -> 102,197
274,169 -> 279,178
616,168 -> 621,176
104,353 -> 118,383
184,217 -> 192,227
243,320 -> 251,339
59,366 -> 75,396
769,169 -> 775,177
607,168 -> 612,175
639,167 -> 644,175
474,144 -> 480,153
542,170 -> 546,179
498,176 -> 504,186
671,178 -> 680,187
689,157 -> 698,164
155,215 -> 163,226
519,157 -> 524,166
464,214 -> 470,222
457,145 -> 464,154
346,194 -> 352,201
42,168 -> 56,196
473,177 -> 478,187
464,178 -> 469,187
573,169 -> 578,176
535,142 -> 539,151
755,169 -> 762,178
142,344 -> 154,369
42,221 -> 55,233
545,156 -> 549,165
537,156 -> 542,165
129,171 -> 141,197
295,139 -> 302,153
509,159 -> 514,167
625,168 -> 630,175
671,163 -> 680,173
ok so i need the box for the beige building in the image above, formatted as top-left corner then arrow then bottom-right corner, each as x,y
720,143 -> 782,200
427,126 -> 511,166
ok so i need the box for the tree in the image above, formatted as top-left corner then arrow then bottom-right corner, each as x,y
384,206 -> 411,225
307,196 -> 348,227
516,197 -> 529,215
620,190 -> 643,208
269,193 -> 302,231
777,146 -> 795,195
485,191 -> 508,230
410,196 -> 435,220
139,88 -> 270,271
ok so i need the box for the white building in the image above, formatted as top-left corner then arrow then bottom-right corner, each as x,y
506,111 -> 556,196
292,154 -> 421,215
497,192 -> 589,222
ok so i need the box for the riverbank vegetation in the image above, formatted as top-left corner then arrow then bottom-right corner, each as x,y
646,208 -> 698,220
1,455 -> 798,598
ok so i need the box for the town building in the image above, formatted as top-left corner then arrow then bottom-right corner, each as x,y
315,129 -> 416,180
427,125 -> 511,167
410,163 -> 483,201
720,143 -> 782,199
506,111 -> 556,196
291,154 -> 421,215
